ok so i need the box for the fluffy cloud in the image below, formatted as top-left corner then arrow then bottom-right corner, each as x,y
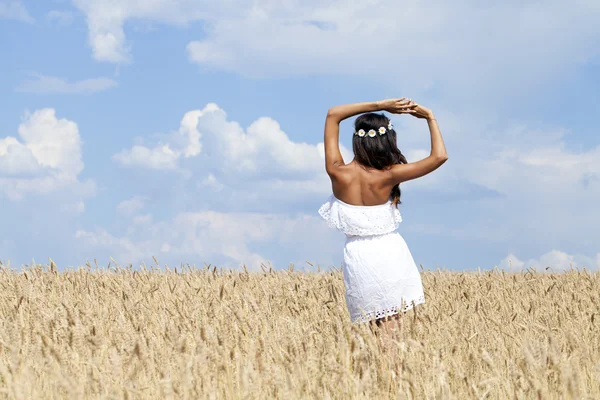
113,103 -> 350,202
76,208 -> 341,270
189,106 -> 330,179
71,0 -> 216,63
199,173 -> 223,192
105,109 -> 353,270
72,0 -> 600,98
15,73 -> 117,94
499,251 -> 599,272
86,103 -> 354,270
418,116 -> 600,209
0,109 -> 93,200
116,196 -> 146,216
468,125 -> 600,196
0,0 -> 33,22
187,1 -> 598,79
112,104 -> 208,170
113,144 -> 180,170
186,1 -> 599,99
463,125 -> 600,253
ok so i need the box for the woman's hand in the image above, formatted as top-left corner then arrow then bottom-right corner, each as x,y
380,98 -> 416,114
380,98 -> 434,120
401,100 -> 434,120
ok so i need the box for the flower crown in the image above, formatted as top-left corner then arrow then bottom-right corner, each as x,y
354,120 -> 393,137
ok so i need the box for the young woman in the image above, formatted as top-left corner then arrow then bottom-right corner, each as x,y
318,98 -> 448,332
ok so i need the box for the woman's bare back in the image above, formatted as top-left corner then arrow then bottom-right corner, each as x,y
331,160 -> 395,206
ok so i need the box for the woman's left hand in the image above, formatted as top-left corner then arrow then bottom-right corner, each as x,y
380,98 -> 417,114
400,101 -> 434,120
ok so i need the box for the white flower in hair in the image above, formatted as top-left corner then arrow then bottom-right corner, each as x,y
378,127 -> 387,135
367,129 -> 376,137
388,121 -> 393,130
357,129 -> 366,137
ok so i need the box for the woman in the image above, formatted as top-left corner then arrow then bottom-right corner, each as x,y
318,98 -> 448,333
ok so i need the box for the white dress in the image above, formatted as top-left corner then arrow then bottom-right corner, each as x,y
318,194 -> 425,323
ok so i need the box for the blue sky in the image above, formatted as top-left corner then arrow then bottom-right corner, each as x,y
0,0 -> 599,272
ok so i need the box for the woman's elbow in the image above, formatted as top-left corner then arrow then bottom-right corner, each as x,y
436,153 -> 449,164
327,107 -> 341,119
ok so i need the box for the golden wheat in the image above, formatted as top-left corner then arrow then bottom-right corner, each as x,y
0,262 -> 598,399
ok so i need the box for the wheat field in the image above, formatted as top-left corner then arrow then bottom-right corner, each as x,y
0,261 -> 598,399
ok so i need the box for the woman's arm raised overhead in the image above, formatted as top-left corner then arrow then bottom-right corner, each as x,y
386,103 -> 448,184
324,98 -> 414,176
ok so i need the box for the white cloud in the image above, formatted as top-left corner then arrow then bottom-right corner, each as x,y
61,200 -> 85,215
0,137 -> 44,177
47,10 -> 73,25
0,0 -> 33,23
72,0 -> 600,98
75,210 -> 340,270
75,200 -> 85,213
186,1 -> 600,94
466,125 -> 600,197
116,196 -> 145,216
411,115 -> 599,210
462,125 -> 600,251
0,109 -> 93,200
18,110 -> 83,176
71,0 -> 217,63
113,144 -> 180,170
74,229 -> 147,264
499,250 -> 599,272
110,103 -> 358,233
15,73 -> 117,94
132,214 -> 152,225
112,105 -> 211,170
199,173 -> 223,192
424,123 -> 598,271
113,103 -> 350,188
498,254 -> 526,272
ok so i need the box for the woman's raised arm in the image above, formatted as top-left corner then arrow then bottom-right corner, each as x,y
386,103 -> 448,184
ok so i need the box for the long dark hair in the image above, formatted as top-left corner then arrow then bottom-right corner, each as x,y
352,113 -> 408,207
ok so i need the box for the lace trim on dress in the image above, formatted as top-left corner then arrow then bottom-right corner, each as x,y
318,195 -> 402,237
352,295 -> 426,323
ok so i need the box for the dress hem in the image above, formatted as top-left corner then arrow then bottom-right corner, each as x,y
351,296 -> 425,324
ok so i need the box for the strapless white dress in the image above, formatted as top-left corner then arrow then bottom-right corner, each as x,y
318,195 -> 425,323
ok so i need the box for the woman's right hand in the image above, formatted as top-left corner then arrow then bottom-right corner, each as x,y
380,98 -> 416,114
401,100 -> 434,120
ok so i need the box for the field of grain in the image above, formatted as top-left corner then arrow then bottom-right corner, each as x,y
0,261 -> 598,399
